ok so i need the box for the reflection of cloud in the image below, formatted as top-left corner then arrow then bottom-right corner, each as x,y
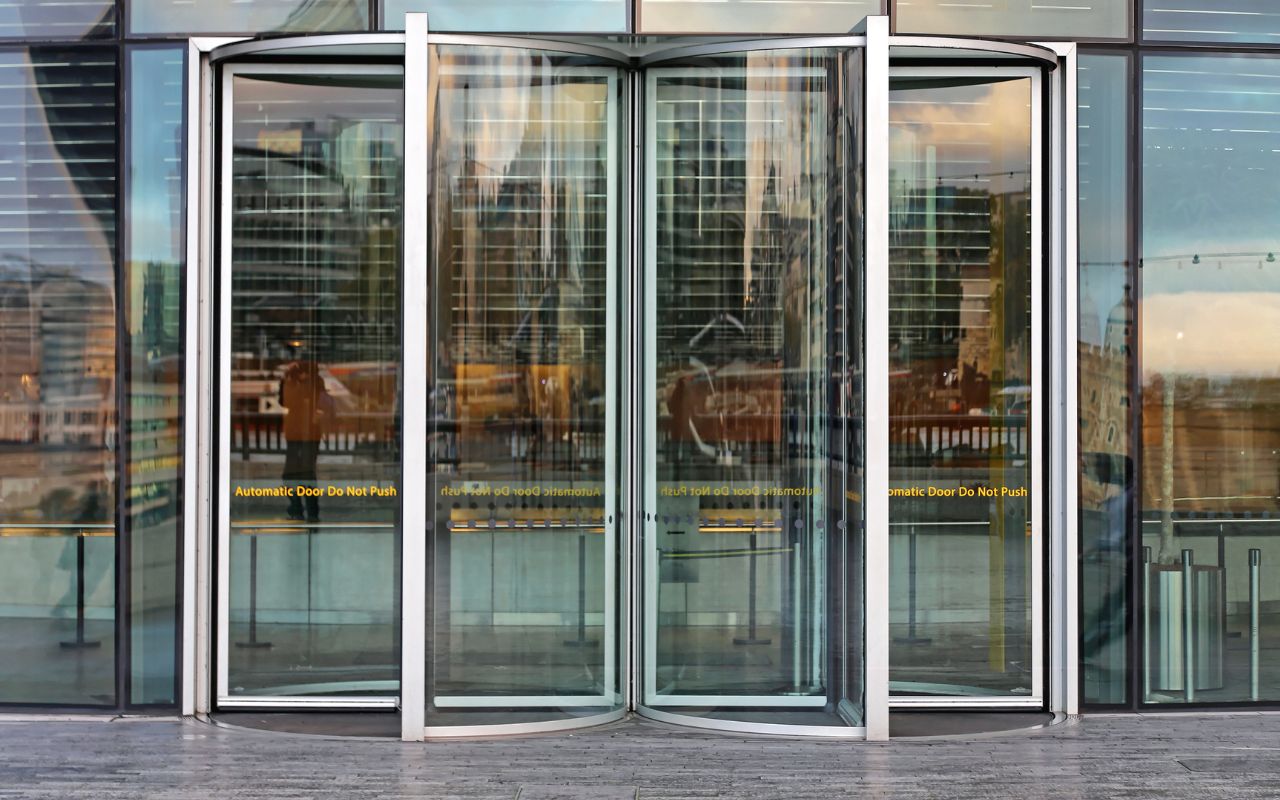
1143,291 -> 1280,378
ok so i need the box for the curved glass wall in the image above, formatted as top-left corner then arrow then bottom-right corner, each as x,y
641,46 -> 865,731
221,67 -> 404,701
423,44 -> 624,728
887,71 -> 1039,701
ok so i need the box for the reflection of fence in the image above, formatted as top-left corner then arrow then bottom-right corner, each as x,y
891,414 -> 1029,465
232,413 -> 396,459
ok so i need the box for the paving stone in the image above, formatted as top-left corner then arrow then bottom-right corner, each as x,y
1,714 -> 1280,798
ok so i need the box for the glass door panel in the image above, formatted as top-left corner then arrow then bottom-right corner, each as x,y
642,47 -> 864,728
887,70 -> 1041,702
219,67 -> 404,702
423,45 -> 623,726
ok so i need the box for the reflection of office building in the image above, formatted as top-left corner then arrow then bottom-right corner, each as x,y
3,0 -> 1279,747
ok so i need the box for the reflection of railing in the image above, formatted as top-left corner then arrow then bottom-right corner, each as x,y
232,413 -> 396,460
891,414 -> 1029,465
432,416 -> 606,469
0,523 -> 114,649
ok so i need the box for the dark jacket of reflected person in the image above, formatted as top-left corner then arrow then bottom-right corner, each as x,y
279,361 -> 333,522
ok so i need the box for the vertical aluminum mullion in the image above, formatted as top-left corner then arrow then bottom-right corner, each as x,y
862,14 -> 891,742
400,10 -> 429,742
626,69 -> 642,713
1029,67 -> 1046,706
1037,41 -> 1080,717
215,66 -> 234,705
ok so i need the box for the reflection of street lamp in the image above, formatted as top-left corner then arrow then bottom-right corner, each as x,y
1159,331 -> 1183,564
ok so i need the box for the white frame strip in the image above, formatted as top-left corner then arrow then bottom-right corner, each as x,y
401,11 -> 430,742
863,15 -> 891,742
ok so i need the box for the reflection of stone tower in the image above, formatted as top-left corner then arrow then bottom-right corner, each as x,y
1079,343 -> 1129,508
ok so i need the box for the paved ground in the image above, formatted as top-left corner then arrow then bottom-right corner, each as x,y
2,712 -> 1280,798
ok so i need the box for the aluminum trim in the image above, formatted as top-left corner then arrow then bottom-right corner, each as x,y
637,36 -> 866,67
423,708 -> 626,738
426,33 -> 631,64
218,696 -> 399,709
1037,40 -> 1079,718
401,10 -> 430,743
209,33 -> 406,63
862,14 -> 891,743
638,706 -> 866,738
888,35 -> 1059,66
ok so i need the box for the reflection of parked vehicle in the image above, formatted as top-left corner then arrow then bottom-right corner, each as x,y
666,361 -> 782,446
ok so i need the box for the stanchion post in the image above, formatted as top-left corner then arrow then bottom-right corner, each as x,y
895,523 -> 932,645
1142,545 -> 1151,701
1181,548 -> 1195,702
564,527 -> 596,647
734,531 -> 771,645
236,533 -> 272,649
1250,548 -> 1261,702
60,529 -> 101,649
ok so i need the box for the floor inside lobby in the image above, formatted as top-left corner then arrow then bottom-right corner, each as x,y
3,711 -> 1279,798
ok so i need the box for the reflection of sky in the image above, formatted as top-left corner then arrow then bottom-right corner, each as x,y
1142,55 -> 1280,377
1079,56 -> 1129,347
0,50 -> 113,282
897,0 -> 1126,38
388,0 -> 625,31
131,0 -> 365,34
1143,55 -> 1280,264
1144,0 -> 1280,45
127,48 -> 184,267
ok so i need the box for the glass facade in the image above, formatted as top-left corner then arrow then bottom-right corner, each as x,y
1140,54 -> 1280,704
0,0 -> 1277,731
894,0 -> 1128,39
0,46 -> 117,706
125,45 -> 185,706
129,0 -> 367,35
639,0 -> 880,34
1078,53 -> 1131,707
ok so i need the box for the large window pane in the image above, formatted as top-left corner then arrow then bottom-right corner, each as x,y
0,47 -> 117,705
125,46 -> 185,707
1078,54 -> 1132,707
888,74 -> 1036,699
384,0 -> 626,32
639,0 -> 879,33
0,0 -> 114,39
129,0 -> 367,35
425,46 -> 623,725
225,71 -> 403,699
894,0 -> 1128,39
1141,55 -> 1280,704
1144,2 -> 1280,44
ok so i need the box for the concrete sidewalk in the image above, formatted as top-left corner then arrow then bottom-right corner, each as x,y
1,712 -> 1278,799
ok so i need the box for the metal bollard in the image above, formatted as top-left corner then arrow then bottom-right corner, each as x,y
1142,546 -> 1151,701
1251,549 -> 1261,702
1182,549 -> 1195,703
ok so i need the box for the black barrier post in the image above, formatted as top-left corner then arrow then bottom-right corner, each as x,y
1181,549 -> 1195,702
895,524 -> 932,645
236,533 -> 273,649
1251,548 -> 1261,701
564,528 -> 595,647
734,531 -> 771,646
60,530 -> 101,649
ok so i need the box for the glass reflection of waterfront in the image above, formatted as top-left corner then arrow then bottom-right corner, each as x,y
0,48 -> 118,706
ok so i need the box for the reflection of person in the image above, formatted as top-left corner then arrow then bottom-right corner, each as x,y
279,360 -> 333,522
